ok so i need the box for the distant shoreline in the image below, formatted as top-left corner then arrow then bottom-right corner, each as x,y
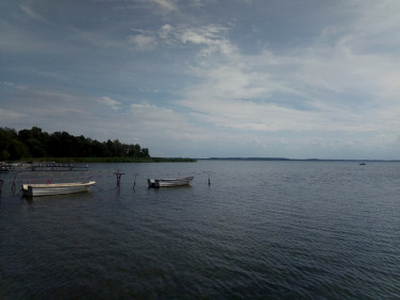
5,157 -> 400,164
199,157 -> 400,162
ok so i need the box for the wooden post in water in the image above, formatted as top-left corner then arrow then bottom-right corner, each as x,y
114,170 -> 125,188
206,171 -> 211,186
133,174 -> 138,190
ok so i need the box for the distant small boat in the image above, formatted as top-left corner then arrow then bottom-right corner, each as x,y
359,163 -> 366,165
21,181 -> 96,197
147,176 -> 193,188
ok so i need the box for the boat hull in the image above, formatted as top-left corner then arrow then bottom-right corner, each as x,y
21,181 -> 96,197
147,176 -> 193,188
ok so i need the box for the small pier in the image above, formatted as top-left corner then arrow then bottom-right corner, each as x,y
30,163 -> 89,171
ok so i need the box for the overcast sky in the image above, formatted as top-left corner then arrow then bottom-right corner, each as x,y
1,0 -> 400,159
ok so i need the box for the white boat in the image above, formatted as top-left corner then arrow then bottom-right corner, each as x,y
147,176 -> 193,188
21,181 -> 96,197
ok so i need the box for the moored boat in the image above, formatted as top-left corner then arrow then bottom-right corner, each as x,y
21,181 -> 96,197
147,176 -> 193,188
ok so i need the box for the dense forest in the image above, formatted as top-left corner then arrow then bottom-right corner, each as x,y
0,126 -> 150,161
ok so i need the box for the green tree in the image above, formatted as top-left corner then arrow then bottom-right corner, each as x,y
0,126 -> 151,160
8,139 -> 30,160
18,126 -> 49,157
0,128 -> 18,160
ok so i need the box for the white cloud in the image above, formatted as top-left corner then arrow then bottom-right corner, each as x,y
180,25 -> 237,56
159,24 -> 173,39
128,101 -> 214,144
157,23 -> 237,56
131,0 -> 178,14
0,22 -> 44,53
130,102 -> 188,133
19,4 -> 47,23
0,108 -> 26,122
113,0 -> 400,157
127,34 -> 157,51
152,0 -> 178,12
97,96 -> 122,110
1,81 -> 27,90
2,0 -> 400,158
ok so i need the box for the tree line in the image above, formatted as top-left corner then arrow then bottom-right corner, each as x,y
0,126 -> 150,161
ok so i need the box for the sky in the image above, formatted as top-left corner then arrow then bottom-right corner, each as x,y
1,0 -> 400,159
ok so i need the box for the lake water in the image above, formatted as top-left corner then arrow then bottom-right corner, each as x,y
1,160 -> 400,299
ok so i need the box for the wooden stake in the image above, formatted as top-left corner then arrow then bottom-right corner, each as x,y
114,170 -> 125,188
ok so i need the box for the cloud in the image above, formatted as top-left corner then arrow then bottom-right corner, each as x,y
159,24 -> 173,39
97,96 -> 122,110
173,1 -> 400,136
116,1 -> 400,157
0,108 -> 26,122
127,34 -> 157,51
179,54 -> 394,134
128,101 -> 214,143
2,0 -> 400,158
130,102 -> 188,133
152,0 -> 178,12
0,89 -> 99,136
350,0 -> 400,40
127,0 -> 178,14
180,25 -> 237,56
1,81 -> 27,90
157,23 -> 237,56
0,21 -> 44,53
19,3 -> 47,23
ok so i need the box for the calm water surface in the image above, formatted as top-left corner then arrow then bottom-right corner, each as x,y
1,161 -> 400,299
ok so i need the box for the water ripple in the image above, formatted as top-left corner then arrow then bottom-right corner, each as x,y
1,161 -> 400,298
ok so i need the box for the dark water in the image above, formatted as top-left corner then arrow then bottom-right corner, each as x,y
1,161 -> 400,299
